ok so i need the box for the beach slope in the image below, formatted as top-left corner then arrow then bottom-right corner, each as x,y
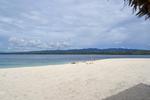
0,59 -> 150,100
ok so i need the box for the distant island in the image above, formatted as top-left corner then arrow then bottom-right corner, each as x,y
0,48 -> 150,55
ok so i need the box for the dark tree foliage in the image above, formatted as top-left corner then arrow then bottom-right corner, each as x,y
125,0 -> 150,19
1,48 -> 150,55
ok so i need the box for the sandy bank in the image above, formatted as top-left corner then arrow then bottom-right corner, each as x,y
0,58 -> 150,100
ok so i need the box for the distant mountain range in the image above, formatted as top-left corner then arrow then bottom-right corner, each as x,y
1,48 -> 150,55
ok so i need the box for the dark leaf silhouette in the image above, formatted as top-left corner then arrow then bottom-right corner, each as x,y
125,0 -> 150,19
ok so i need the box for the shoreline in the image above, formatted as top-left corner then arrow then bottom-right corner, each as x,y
0,58 -> 150,70
0,58 -> 150,100
0,54 -> 150,69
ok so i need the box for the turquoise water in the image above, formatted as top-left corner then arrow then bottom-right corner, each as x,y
0,54 -> 150,68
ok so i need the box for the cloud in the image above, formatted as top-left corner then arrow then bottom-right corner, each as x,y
0,0 -> 149,51
0,16 -> 14,24
8,37 -> 71,51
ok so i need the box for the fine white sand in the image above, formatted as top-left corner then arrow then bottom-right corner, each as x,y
0,58 -> 150,100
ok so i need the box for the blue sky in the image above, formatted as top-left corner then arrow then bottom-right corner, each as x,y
0,0 -> 150,51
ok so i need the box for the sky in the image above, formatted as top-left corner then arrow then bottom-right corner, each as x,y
0,0 -> 150,51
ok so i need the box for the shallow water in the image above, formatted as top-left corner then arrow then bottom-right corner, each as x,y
0,54 -> 150,68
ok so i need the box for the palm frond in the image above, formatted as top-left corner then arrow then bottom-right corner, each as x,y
125,0 -> 150,19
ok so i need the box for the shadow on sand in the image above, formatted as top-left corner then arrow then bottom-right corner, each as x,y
103,83 -> 150,100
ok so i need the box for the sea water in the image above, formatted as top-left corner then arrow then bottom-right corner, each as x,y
0,54 -> 150,68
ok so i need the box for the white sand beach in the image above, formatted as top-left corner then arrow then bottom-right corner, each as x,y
0,58 -> 150,100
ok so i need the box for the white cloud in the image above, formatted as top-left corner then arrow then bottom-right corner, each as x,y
8,37 -> 71,51
0,0 -> 149,51
0,16 -> 14,24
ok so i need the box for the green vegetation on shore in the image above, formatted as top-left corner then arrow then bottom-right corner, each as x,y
1,48 -> 150,55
